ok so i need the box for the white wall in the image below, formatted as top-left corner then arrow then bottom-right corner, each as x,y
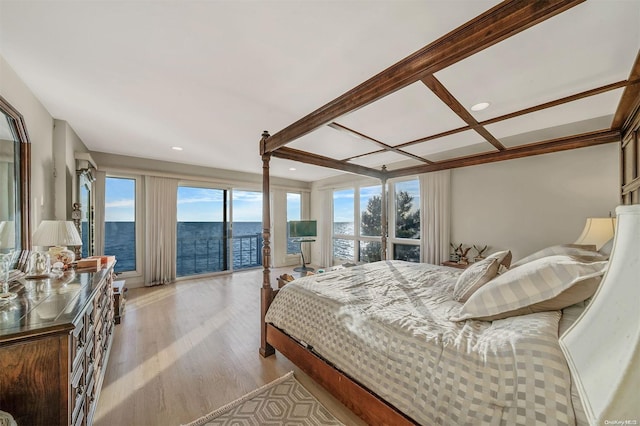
0,55 -> 55,227
53,119 -> 91,220
450,143 -> 619,261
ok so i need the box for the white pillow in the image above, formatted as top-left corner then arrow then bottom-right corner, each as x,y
451,254 -> 607,322
452,250 -> 512,302
599,238 -> 614,257
511,244 -> 604,268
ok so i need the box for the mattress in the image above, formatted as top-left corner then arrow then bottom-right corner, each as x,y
265,260 -> 578,425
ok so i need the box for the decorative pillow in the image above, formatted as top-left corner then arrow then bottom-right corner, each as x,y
510,244 -> 603,268
491,249 -> 512,269
450,254 -> 607,322
452,250 -> 512,302
599,238 -> 614,257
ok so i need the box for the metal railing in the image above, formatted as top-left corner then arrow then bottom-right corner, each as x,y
176,233 -> 262,277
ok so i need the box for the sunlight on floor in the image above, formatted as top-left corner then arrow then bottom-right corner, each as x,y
98,288 -> 236,418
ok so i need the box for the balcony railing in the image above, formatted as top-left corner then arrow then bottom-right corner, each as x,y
176,233 -> 262,277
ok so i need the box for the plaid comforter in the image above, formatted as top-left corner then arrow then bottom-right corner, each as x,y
265,260 -> 578,425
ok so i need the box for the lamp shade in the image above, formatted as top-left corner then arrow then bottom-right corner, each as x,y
574,217 -> 616,250
0,221 -> 15,249
33,220 -> 82,247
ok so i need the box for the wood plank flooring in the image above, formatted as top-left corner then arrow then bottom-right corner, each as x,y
93,268 -> 366,426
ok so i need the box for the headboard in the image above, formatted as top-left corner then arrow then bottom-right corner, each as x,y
559,205 -> 640,423
620,78 -> 639,205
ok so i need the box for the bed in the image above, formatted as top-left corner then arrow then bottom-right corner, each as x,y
258,1 -> 640,424
267,259 -> 586,425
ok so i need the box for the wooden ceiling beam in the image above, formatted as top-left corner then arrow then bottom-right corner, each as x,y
344,79 -> 631,163
612,50 -> 640,130
396,79 -> 631,150
420,75 -> 505,151
385,129 -> 620,179
262,0 -> 585,154
328,122 -> 433,164
272,147 -> 384,179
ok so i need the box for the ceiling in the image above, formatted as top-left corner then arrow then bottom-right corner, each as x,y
0,1 -> 638,182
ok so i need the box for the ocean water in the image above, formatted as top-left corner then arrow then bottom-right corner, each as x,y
103,221 -> 405,275
104,221 -> 302,275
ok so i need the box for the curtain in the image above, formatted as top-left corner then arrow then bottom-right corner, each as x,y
94,170 -> 106,255
144,176 -> 178,286
419,170 -> 451,265
319,189 -> 334,268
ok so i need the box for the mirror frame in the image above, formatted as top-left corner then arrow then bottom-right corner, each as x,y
0,94 -> 31,251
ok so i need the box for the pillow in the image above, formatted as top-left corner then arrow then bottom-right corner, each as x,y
511,244 -> 603,268
452,250 -> 512,302
491,249 -> 512,269
599,238 -> 614,257
450,254 -> 607,322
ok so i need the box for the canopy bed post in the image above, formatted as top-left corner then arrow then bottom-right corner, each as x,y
380,166 -> 388,260
260,131 -> 275,358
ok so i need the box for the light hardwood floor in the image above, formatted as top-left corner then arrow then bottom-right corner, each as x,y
93,268 -> 366,426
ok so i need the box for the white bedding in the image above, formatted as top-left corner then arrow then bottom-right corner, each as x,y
265,260 -> 578,425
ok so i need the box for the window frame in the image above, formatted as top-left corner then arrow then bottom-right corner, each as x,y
104,173 -> 143,277
332,184 -> 383,264
388,177 -> 421,262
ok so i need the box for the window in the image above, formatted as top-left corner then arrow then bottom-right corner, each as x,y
176,186 -> 229,276
231,190 -> 262,270
287,193 -> 301,254
104,177 -> 137,273
333,188 -> 355,262
391,179 -> 420,262
332,185 -> 382,263
359,185 -> 382,262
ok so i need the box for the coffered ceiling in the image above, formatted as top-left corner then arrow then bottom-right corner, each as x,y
0,1 -> 638,181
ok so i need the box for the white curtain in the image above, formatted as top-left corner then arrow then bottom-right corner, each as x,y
319,189 -> 334,268
419,170 -> 451,265
144,176 -> 178,286
94,170 -> 106,255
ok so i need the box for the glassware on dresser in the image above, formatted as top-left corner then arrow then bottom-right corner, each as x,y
0,250 -> 17,301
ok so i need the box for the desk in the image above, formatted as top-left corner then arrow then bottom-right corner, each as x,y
292,238 -> 315,273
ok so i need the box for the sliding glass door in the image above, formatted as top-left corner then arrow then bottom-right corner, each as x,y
176,186 -> 230,276
231,190 -> 263,270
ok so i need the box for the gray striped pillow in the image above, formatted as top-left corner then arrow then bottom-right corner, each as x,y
452,250 -> 512,302
511,244 -> 603,268
451,254 -> 607,321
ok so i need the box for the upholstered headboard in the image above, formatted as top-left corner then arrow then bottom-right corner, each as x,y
560,205 -> 640,424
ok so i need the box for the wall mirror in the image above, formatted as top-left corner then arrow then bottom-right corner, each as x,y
0,95 -> 31,267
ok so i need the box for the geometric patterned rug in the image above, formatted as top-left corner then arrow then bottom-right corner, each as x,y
182,371 -> 345,426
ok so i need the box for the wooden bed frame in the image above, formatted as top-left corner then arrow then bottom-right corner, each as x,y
258,1 -> 640,424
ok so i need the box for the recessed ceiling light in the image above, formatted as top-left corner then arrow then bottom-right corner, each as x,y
172,146 -> 183,151
470,102 -> 490,112
289,167 -> 297,171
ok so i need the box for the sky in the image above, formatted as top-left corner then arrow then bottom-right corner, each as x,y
105,178 -> 301,222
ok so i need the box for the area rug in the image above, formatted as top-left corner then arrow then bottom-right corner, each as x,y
182,371 -> 345,426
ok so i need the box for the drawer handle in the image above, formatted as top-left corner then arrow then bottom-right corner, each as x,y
77,385 -> 84,396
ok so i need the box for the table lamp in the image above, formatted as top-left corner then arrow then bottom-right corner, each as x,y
574,217 -> 616,250
32,220 -> 83,268
0,221 -> 15,251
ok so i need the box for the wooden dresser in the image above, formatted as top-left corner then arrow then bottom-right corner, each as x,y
0,261 -> 116,426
